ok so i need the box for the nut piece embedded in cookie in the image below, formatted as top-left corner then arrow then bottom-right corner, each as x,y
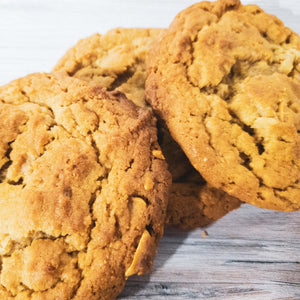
0,72 -> 171,299
146,0 -> 300,211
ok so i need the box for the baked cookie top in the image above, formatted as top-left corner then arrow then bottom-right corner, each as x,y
0,72 -> 171,299
146,0 -> 300,211
54,28 -> 161,108
54,27 -> 241,228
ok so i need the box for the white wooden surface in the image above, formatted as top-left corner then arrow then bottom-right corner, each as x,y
0,0 -> 299,299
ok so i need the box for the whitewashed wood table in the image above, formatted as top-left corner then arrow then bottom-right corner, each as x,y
0,0 -> 299,299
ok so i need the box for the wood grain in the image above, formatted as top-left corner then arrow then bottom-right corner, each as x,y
0,0 -> 299,299
120,204 -> 300,299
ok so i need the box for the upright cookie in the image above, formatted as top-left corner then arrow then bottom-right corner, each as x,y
146,0 -> 300,211
0,72 -> 171,299
54,27 -> 241,229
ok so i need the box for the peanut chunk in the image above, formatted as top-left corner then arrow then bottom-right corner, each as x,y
144,176 -> 154,191
125,230 -> 152,277
152,149 -> 165,160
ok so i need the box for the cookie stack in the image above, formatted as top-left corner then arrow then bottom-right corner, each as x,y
0,0 -> 299,299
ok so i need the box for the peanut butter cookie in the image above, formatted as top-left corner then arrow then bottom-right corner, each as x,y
0,72 -> 171,299
146,0 -> 300,211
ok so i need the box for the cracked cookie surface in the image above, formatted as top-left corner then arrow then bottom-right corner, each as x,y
53,27 -> 241,229
146,0 -> 300,211
0,72 -> 171,299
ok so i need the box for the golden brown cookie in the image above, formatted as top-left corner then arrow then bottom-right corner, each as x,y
54,28 -> 161,108
0,72 -> 171,299
146,0 -> 300,211
54,27 -> 241,229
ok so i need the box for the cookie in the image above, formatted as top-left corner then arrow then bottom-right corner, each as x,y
54,28 -> 162,108
167,170 -> 241,229
0,72 -> 171,299
54,27 -> 241,228
146,0 -> 300,211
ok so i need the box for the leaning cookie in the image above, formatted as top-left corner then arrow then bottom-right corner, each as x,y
53,27 -> 241,229
146,0 -> 300,211
0,72 -> 171,299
